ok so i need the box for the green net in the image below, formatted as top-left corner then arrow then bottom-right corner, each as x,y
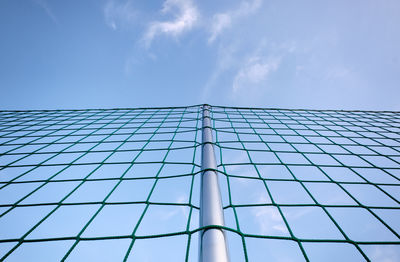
0,106 -> 202,261
0,105 -> 399,261
212,106 -> 400,261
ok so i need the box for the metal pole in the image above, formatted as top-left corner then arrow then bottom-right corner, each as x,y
200,104 -> 229,262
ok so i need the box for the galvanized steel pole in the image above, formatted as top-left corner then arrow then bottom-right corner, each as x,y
199,104 -> 229,262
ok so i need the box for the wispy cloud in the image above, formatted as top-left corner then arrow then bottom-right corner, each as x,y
208,0 -> 263,44
176,195 -> 189,218
231,41 -> 297,98
201,42 -> 239,100
369,245 -> 400,262
208,14 -> 232,44
103,0 -> 137,30
32,0 -> 57,23
326,66 -> 351,79
157,195 -> 189,220
232,55 -> 281,93
143,0 -> 199,47
202,40 -> 296,103
252,206 -> 288,235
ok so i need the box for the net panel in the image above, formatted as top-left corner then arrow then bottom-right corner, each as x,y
0,106 -> 202,261
212,106 -> 400,261
0,105 -> 399,261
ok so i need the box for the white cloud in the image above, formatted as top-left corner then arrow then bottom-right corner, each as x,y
236,0 -> 263,16
33,0 -> 57,23
103,0 -> 137,30
157,195 -> 189,220
208,14 -> 232,44
103,0 -> 260,47
202,40 -> 295,102
326,67 -> 351,79
208,0 -> 263,43
369,246 -> 400,262
252,206 -> 288,235
176,195 -> 189,218
201,42 -> 238,100
143,0 -> 199,47
159,208 -> 180,220
232,55 -> 280,93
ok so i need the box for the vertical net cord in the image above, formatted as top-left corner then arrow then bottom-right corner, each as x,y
199,104 -> 229,262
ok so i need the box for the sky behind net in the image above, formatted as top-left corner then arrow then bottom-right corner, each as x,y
0,105 -> 399,261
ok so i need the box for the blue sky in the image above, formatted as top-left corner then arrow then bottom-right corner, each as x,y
0,0 -> 399,110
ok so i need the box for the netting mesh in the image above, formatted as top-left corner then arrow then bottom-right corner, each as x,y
0,106 -> 202,261
212,106 -> 400,261
0,105 -> 399,261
